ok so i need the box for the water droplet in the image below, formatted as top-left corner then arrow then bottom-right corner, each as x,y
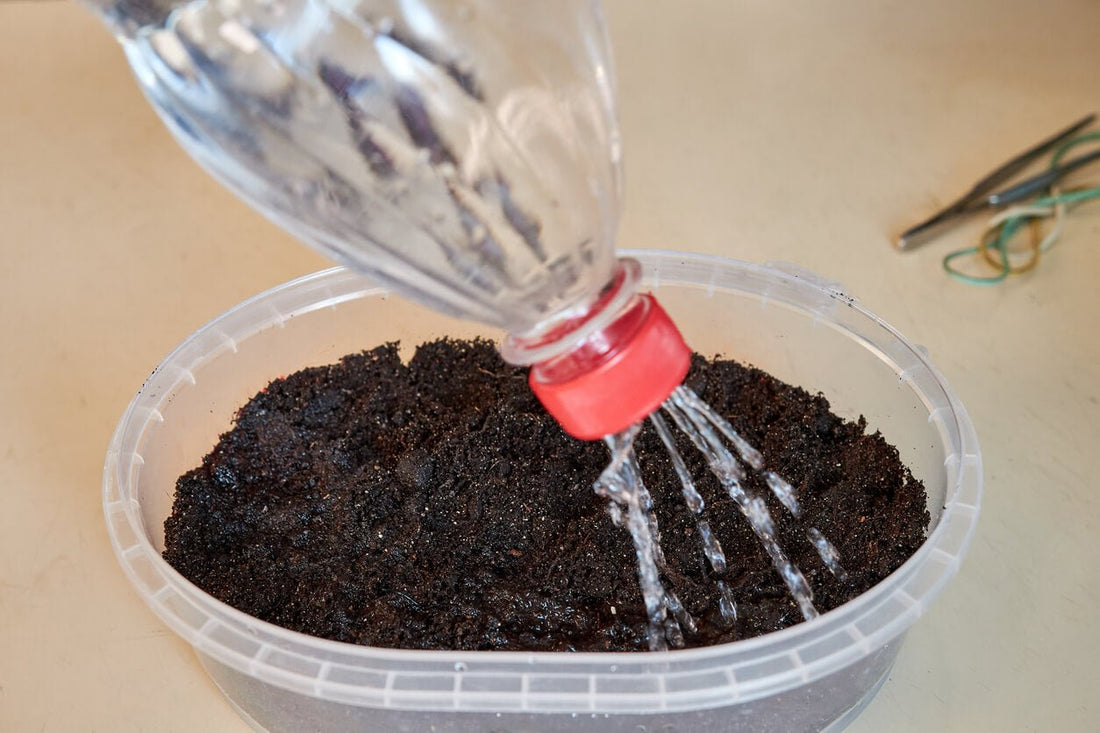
764,470 -> 800,517
717,580 -> 737,623
807,527 -> 848,581
696,519 -> 727,575
665,591 -> 697,635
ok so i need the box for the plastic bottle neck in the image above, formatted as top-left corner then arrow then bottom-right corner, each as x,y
510,258 -> 692,441
500,258 -> 643,367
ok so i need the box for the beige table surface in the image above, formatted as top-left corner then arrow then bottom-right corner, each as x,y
3,1 -> 1098,730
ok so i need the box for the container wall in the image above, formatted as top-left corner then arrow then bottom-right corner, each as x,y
107,256 -> 978,733
199,640 -> 901,733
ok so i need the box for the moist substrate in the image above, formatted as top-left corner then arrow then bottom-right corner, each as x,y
163,339 -> 930,652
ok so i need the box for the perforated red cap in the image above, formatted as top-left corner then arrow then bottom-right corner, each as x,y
528,295 -> 691,441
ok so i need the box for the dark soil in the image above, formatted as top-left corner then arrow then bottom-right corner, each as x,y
163,339 -> 929,652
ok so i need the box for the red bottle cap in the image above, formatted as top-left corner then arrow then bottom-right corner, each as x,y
528,295 -> 691,441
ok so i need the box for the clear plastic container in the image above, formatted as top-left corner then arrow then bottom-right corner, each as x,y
104,251 -> 981,732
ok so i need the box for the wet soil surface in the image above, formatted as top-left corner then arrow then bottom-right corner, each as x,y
164,339 -> 929,652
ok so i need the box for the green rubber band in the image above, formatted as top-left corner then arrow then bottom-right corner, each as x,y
1028,187 -> 1100,208
944,132 -> 1100,285
943,229 -> 1011,286
1051,131 -> 1100,168
943,246 -> 1008,285
945,195 -> 1099,284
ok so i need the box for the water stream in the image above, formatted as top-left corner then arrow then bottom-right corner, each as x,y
595,386 -> 845,649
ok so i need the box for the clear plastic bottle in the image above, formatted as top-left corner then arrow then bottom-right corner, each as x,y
84,0 -> 690,438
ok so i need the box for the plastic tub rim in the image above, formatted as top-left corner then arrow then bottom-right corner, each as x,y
103,250 -> 982,712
